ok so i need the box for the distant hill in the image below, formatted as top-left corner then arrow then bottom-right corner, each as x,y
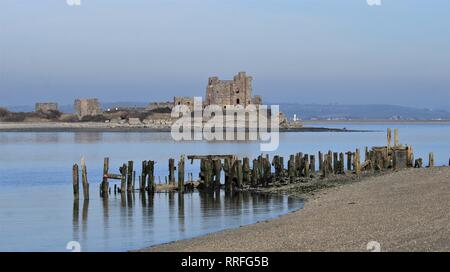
4,102 -> 450,121
5,102 -> 149,114
277,103 -> 450,121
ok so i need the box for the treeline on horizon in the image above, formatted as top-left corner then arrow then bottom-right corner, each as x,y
1,102 -> 450,122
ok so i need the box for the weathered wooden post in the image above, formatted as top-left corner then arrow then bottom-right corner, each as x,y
288,155 -> 295,183
101,157 -> 109,197
339,152 -> 345,174
251,159 -> 259,187
414,158 -> 423,168
127,161 -> 134,193
212,159 -> 222,190
227,160 -> 235,192
140,160 -> 147,191
119,163 -> 127,193
428,152 -> 434,168
81,157 -> 89,199
147,160 -> 155,192
73,164 -> 79,199
169,158 -> 175,185
243,157 -> 251,186
354,149 -> 361,174
387,128 -> 392,150
236,160 -> 243,189
310,155 -> 316,175
224,158 -> 231,190
346,151 -> 352,171
333,152 -> 338,174
318,151 -> 323,172
263,156 -> 271,186
327,151 -> 333,174
322,155 -> 329,178
257,155 -> 264,184
272,156 -> 280,177
278,156 -> 284,176
406,146 -> 414,168
394,128 -> 399,147
295,153 -> 302,177
304,154 -> 310,178
178,155 -> 185,193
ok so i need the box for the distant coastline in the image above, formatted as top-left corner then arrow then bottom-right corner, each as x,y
0,121 -> 370,133
1,120 -> 448,133
303,119 -> 450,125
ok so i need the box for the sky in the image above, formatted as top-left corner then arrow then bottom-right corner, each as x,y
0,0 -> 449,109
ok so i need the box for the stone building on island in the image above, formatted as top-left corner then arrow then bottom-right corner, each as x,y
173,71 -> 262,110
74,98 -> 102,119
205,71 -> 261,108
35,102 -> 58,114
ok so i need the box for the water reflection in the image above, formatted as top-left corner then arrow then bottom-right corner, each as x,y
69,190 -> 303,251
74,132 -> 102,143
72,199 -> 90,242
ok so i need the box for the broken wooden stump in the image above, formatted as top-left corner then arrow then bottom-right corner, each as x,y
346,151 -> 352,171
428,152 -> 434,168
140,160 -> 147,191
119,163 -> 127,194
72,164 -> 79,199
101,157 -> 109,197
127,161 -> 133,193
236,159 -> 243,189
339,152 -> 345,174
169,158 -> 175,185
81,157 -> 89,199
333,152 -> 338,174
147,160 -> 155,192
393,148 -> 407,170
288,155 -> 296,183
224,157 -> 231,191
304,154 -> 310,178
310,155 -> 316,175
251,159 -> 259,187
178,155 -> 185,193
242,157 -> 251,186
414,158 -> 423,168
354,149 -> 361,174
318,151 -> 323,173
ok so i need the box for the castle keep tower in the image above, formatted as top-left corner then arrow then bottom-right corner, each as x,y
205,72 -> 260,108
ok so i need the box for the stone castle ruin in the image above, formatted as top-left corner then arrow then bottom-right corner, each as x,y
205,71 -> 261,108
173,96 -> 194,110
35,102 -> 58,114
172,71 -> 262,111
74,98 -> 102,118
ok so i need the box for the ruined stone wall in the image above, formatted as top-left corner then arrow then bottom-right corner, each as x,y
35,103 -> 58,113
173,96 -> 194,110
205,71 -> 254,108
74,99 -> 102,118
147,102 -> 173,111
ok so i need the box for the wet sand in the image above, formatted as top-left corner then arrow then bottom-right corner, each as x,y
142,167 -> 450,252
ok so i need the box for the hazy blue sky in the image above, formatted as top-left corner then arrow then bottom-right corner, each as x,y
0,0 -> 449,108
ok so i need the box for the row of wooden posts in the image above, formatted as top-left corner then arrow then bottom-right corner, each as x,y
72,129 -> 442,199
72,149 -> 438,200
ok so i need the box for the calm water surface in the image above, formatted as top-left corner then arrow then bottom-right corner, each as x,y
0,123 -> 449,251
